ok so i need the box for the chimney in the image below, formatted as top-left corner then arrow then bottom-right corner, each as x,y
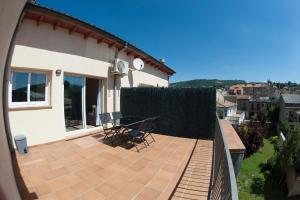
160,58 -> 165,64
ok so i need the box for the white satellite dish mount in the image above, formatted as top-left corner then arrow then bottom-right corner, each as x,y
132,58 -> 144,71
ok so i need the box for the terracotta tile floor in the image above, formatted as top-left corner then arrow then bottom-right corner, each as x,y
13,133 -> 213,200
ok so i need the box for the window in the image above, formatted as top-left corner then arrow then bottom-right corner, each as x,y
10,71 -> 49,106
289,111 -> 294,122
242,102 -> 247,110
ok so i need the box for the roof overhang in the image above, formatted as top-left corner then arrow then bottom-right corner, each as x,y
22,3 -> 176,76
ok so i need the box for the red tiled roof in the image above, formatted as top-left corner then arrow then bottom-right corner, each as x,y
229,83 -> 268,90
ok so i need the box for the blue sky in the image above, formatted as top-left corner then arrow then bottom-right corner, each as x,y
38,0 -> 300,83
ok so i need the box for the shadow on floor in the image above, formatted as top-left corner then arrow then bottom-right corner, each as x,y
91,131 -> 154,152
12,152 -> 38,200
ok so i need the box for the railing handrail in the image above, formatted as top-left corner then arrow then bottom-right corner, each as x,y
218,116 -> 239,200
210,115 -> 239,200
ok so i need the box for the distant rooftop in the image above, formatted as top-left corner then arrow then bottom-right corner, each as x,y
282,94 -> 300,105
249,96 -> 271,102
237,95 -> 250,100
217,100 -> 236,108
229,83 -> 267,90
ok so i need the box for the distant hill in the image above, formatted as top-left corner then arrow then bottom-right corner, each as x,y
170,79 -> 246,89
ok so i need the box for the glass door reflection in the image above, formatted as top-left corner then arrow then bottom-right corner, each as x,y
64,75 -> 84,132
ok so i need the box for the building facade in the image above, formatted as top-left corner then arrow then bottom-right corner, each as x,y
237,95 -> 274,120
8,4 -> 175,146
217,90 -> 244,125
229,83 -> 269,99
279,94 -> 300,132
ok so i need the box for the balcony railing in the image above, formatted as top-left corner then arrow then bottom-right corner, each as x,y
209,116 -> 239,200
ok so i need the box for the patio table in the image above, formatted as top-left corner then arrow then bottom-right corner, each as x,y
109,116 -> 148,144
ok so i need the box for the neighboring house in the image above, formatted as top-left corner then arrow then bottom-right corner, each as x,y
269,85 -> 300,101
229,84 -> 243,95
237,95 -> 250,111
217,101 -> 237,119
229,83 -> 269,99
236,95 -> 273,120
224,95 -> 237,104
216,89 -> 226,103
279,94 -> 300,132
217,90 -> 245,124
243,83 -> 269,99
8,4 -> 175,146
217,89 -> 236,118
248,97 -> 273,118
269,86 -> 282,101
226,112 -> 245,125
230,83 -> 279,120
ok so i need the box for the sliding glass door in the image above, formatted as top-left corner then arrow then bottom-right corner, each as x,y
64,75 -> 102,134
64,75 -> 85,132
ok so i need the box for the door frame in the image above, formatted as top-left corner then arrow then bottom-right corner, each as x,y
63,73 -> 103,136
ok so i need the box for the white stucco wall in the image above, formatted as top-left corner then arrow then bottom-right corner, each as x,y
9,19 -> 169,146
0,0 -> 26,199
227,105 -> 237,117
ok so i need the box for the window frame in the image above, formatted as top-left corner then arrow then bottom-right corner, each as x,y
9,70 -> 50,107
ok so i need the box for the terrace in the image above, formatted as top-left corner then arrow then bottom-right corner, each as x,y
14,134 -> 212,200
11,88 -> 241,200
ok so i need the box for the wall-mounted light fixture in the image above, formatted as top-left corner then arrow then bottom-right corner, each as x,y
55,69 -> 62,76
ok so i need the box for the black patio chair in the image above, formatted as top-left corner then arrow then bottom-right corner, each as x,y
126,119 -> 150,152
111,111 -> 123,126
99,113 -> 120,142
111,111 -> 123,120
144,116 -> 159,143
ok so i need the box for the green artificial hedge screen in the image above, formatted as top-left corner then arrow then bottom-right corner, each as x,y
120,87 -> 216,139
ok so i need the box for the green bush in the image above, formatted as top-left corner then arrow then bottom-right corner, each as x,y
295,150 -> 300,174
234,121 -> 266,157
269,136 -> 279,144
279,120 -> 289,136
269,106 -> 279,122
269,128 -> 300,181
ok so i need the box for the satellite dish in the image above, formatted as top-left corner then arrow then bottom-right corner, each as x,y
133,58 -> 144,71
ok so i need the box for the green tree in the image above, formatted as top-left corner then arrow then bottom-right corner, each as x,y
279,120 -> 289,135
269,129 -> 300,181
268,106 -> 279,122
257,108 -> 269,122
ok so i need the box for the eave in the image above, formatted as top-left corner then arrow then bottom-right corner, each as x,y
22,3 -> 176,76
